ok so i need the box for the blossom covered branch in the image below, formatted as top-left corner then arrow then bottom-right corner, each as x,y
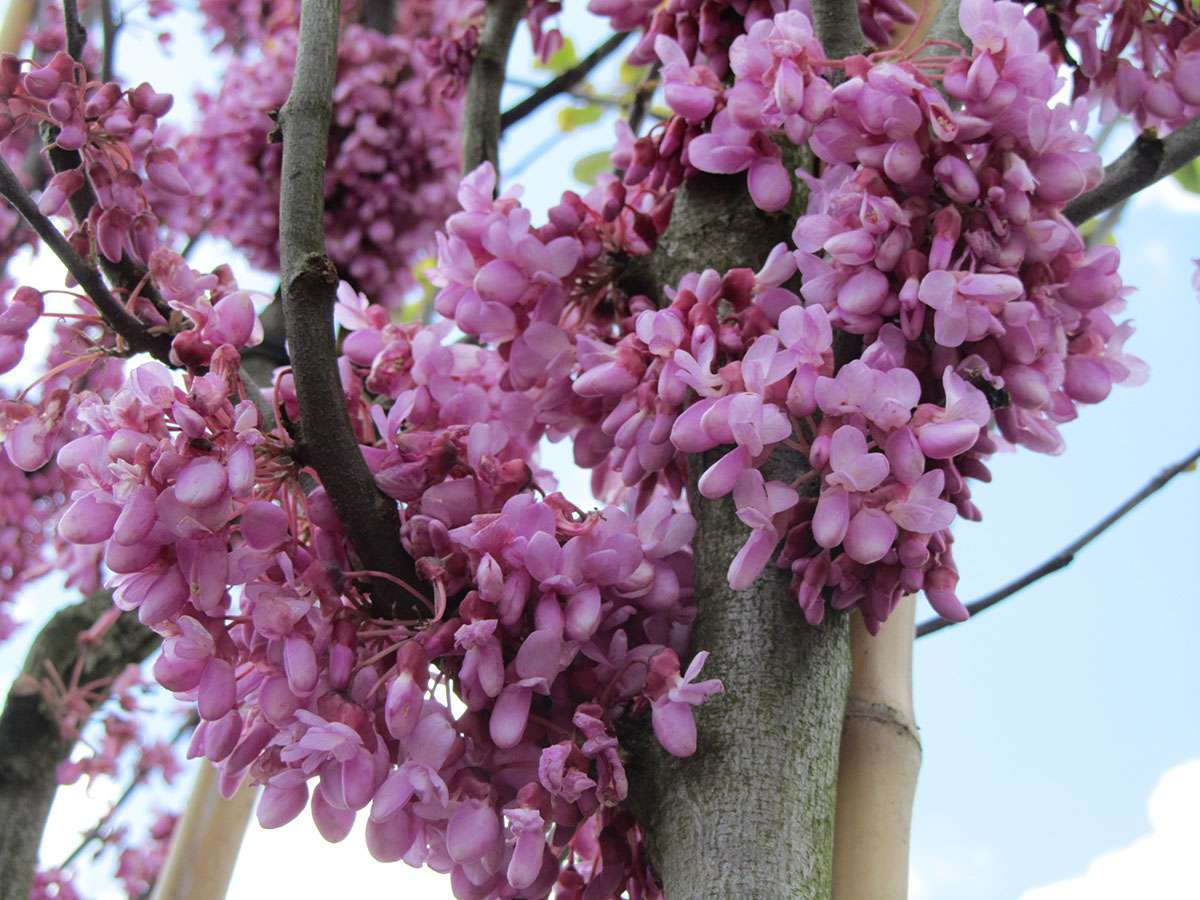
0,157 -> 172,361
0,0 -> 1194,896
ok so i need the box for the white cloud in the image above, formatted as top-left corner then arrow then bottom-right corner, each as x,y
1019,759 -> 1200,900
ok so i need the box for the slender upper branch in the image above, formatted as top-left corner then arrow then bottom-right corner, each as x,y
99,0 -> 118,83
358,0 -> 395,34
500,31 -> 630,131
461,0 -> 525,176
278,0 -> 427,618
0,157 -> 173,361
61,0 -> 87,62
1065,117 -> 1200,225
917,445 -> 1200,637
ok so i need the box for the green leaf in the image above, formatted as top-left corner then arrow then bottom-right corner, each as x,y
537,38 -> 578,73
1173,157 -> 1200,194
619,61 -> 648,85
572,150 -> 611,186
557,104 -> 604,132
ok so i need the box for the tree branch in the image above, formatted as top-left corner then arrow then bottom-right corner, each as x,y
0,593 -> 159,900
99,0 -> 118,83
461,0 -> 525,176
500,31 -> 630,131
61,0 -> 87,62
358,0 -> 394,34
627,61 -> 660,136
917,445 -> 1200,637
1065,117 -> 1200,225
278,0 -> 427,619
0,156 -> 173,361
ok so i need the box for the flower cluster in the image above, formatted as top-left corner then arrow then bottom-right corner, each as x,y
41,242 -> 711,898
4,0 -> 1168,895
0,50 -> 190,267
1031,0 -> 1200,132
555,0 -> 1144,630
179,22 -> 463,305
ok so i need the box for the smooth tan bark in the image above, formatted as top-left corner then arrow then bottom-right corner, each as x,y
149,764 -> 257,900
0,0 -> 35,54
833,597 -> 921,900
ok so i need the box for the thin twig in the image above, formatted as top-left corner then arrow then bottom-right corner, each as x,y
58,715 -> 197,869
358,0 -> 394,33
278,0 -> 428,619
0,157 -> 172,361
461,0 -> 525,177
61,0 -> 87,61
1065,116 -> 1200,224
99,0 -> 118,83
1083,197 -> 1128,248
916,445 -> 1200,638
501,31 -> 630,130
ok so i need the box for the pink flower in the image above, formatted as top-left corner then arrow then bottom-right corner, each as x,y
648,650 -> 723,758
728,470 -> 799,589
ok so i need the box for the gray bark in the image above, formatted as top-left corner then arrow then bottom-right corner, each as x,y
625,167 -> 851,899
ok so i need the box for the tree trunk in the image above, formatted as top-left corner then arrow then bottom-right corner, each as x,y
625,168 -> 852,899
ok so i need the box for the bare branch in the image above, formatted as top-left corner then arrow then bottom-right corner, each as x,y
0,157 -> 173,361
61,0 -> 87,62
501,31 -> 630,131
0,593 -> 159,900
1065,117 -> 1200,225
359,0 -> 394,34
461,0 -> 525,176
917,445 -> 1200,638
99,0 -> 119,83
278,0 -> 427,618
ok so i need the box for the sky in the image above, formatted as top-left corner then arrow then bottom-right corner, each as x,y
1,3 -> 1197,898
